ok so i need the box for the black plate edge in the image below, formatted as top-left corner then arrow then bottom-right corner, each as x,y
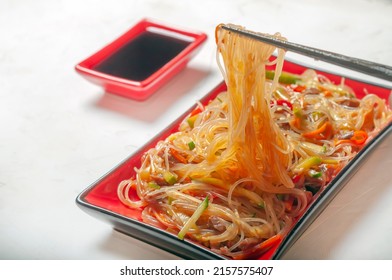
75,197 -> 225,259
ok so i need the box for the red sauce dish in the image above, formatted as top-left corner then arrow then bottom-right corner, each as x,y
75,18 -> 207,100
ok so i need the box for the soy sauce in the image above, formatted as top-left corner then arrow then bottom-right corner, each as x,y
94,31 -> 190,81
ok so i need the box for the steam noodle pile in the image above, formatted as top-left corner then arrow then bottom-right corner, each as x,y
118,24 -> 392,259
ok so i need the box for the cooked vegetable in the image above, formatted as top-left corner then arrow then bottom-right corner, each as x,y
336,130 -> 368,146
163,171 -> 177,185
187,115 -> 198,129
308,169 -> 323,178
294,156 -> 322,173
170,148 -> 187,164
276,99 -> 293,110
266,70 -> 301,84
178,196 -> 209,240
302,121 -> 333,140
148,182 -> 160,189
188,141 -> 196,150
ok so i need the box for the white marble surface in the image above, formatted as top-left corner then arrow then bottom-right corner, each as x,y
1,0 -> 391,260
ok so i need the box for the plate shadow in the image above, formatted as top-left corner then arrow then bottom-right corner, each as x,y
94,66 -> 211,123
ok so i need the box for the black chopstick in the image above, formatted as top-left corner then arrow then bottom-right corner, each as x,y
221,24 -> 392,81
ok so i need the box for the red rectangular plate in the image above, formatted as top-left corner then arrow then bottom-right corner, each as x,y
76,58 -> 392,259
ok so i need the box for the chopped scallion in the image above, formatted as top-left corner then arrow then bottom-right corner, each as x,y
148,182 -> 160,189
163,171 -> 177,185
178,197 -> 209,240
308,169 -> 323,178
188,141 -> 196,151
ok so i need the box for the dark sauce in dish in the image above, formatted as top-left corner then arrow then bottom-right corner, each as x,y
94,31 -> 190,81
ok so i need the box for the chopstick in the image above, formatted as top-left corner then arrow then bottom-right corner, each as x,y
221,24 -> 392,81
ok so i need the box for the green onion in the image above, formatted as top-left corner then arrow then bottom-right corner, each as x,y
294,156 -> 322,173
163,171 -> 177,185
178,197 -> 209,240
266,70 -> 301,84
308,169 -> 323,178
188,141 -> 196,151
148,182 -> 160,189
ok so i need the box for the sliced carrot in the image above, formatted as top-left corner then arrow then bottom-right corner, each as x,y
189,106 -> 203,117
323,90 -> 333,97
335,130 -> 368,146
233,234 -> 283,260
259,234 -> 283,250
351,130 -> 368,145
182,177 -> 192,184
170,148 -> 187,164
293,85 -> 306,92
302,121 -> 333,140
